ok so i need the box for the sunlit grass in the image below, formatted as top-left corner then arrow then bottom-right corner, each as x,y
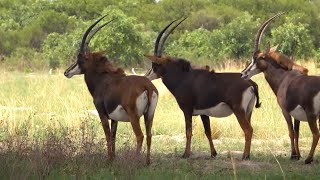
0,60 -> 320,179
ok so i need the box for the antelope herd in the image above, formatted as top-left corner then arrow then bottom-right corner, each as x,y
65,13 -> 319,164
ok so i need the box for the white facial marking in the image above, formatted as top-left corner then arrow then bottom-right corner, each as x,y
136,91 -> 149,117
242,58 -> 254,73
313,92 -> 320,116
248,57 -> 255,68
193,102 -> 233,117
248,65 -> 261,79
66,64 -> 81,78
108,105 -> 130,122
145,69 -> 159,81
241,87 -> 256,118
241,58 -> 261,79
147,91 -> 158,120
289,105 -> 308,121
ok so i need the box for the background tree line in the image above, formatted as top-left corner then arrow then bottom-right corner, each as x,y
0,0 -> 320,71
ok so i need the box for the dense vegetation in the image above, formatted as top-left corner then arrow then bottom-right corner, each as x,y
1,0 -> 320,71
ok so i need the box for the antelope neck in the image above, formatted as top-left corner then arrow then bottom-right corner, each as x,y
263,63 -> 296,95
84,72 -> 123,97
161,71 -> 190,95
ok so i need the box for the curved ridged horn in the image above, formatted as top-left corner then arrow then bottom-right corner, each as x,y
79,15 -> 108,53
84,18 -> 116,52
158,17 -> 187,56
154,19 -> 178,56
254,12 -> 286,52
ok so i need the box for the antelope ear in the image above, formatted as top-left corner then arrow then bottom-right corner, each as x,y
270,44 -> 279,53
264,42 -> 270,55
144,54 -> 164,64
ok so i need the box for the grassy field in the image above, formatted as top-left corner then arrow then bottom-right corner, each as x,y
1,61 -> 320,179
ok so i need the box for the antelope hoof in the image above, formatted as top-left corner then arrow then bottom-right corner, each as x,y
146,158 -> 151,165
211,151 -> 217,158
305,157 -> 313,164
242,155 -> 250,161
182,152 -> 190,158
107,155 -> 115,161
290,154 -> 300,161
136,150 -> 142,156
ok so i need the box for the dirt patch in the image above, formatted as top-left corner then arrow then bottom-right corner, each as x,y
182,151 -> 274,174
156,151 -> 274,174
189,156 -> 273,174
236,160 -> 273,170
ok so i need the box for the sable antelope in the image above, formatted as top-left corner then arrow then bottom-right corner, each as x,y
240,12 -> 320,164
145,19 -> 261,160
64,15 -> 158,164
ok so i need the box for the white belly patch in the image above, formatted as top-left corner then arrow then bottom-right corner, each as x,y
289,92 -> 320,121
193,102 -> 233,117
108,91 -> 149,122
289,105 -> 308,121
109,105 -> 130,122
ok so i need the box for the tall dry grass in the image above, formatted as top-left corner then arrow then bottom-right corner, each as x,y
0,60 -> 320,179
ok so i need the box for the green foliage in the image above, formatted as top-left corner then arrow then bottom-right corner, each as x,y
42,16 -> 83,69
167,13 -> 258,63
42,33 -> 76,69
1,0 -> 320,69
221,13 -> 258,59
271,15 -> 315,59
166,28 -> 213,58
37,11 -> 74,34
315,49 -> 320,65
166,28 -> 226,64
2,47 -> 45,71
90,8 -> 149,66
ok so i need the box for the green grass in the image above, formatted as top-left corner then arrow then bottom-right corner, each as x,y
1,62 -> 320,179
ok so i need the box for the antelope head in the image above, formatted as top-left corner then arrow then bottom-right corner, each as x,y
241,12 -> 286,80
64,15 -> 115,78
144,18 -> 187,80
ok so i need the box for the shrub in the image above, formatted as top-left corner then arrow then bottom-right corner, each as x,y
271,16 -> 315,59
90,8 -> 150,67
220,12 -> 258,59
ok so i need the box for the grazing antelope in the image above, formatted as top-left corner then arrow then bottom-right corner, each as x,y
240,12 -> 320,164
64,16 -> 158,164
145,19 -> 261,160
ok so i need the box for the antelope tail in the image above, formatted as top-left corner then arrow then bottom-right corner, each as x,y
249,80 -> 261,108
146,86 -> 158,111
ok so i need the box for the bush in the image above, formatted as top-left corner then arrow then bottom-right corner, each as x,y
314,48 -> 320,66
271,16 -> 315,59
220,12 -> 258,59
42,31 -> 80,69
165,13 -> 258,65
3,48 -> 46,72
165,28 -> 226,65
89,8 -> 151,67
